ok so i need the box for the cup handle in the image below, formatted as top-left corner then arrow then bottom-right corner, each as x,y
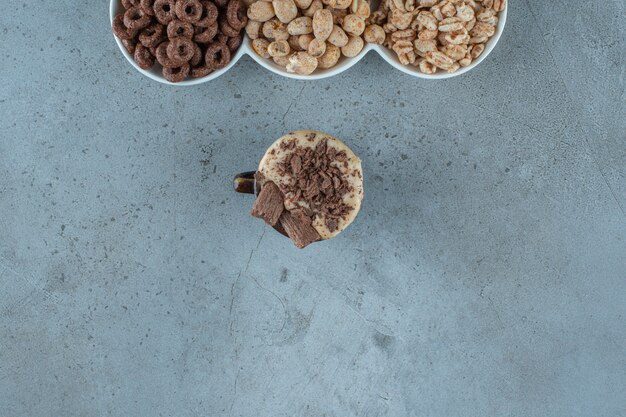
233,171 -> 257,194
233,171 -> 290,237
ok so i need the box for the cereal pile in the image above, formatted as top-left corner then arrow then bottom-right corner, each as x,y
367,0 -> 505,74
112,0 -> 248,82
245,0 -> 371,75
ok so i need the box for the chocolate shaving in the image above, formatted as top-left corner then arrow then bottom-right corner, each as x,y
290,155 -> 302,175
250,181 -> 284,226
276,138 -> 354,233
279,208 -> 321,249
326,218 -> 338,233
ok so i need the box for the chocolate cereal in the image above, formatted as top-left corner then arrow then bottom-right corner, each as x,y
139,22 -> 166,47
175,0 -> 203,23
196,1 -> 219,27
113,0 -> 246,82
167,19 -> 194,38
140,0 -> 156,15
124,6 -> 151,31
193,23 -> 218,43
154,0 -> 177,24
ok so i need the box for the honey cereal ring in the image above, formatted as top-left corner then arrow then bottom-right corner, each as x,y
154,0 -> 177,24
214,0 -> 229,8
196,1 -> 219,27
167,19 -> 194,38
122,0 -> 140,9
163,63 -> 190,82
194,22 -> 218,43
112,14 -> 136,40
167,37 -> 196,62
227,34 -> 242,52
190,42 -> 203,66
134,43 -> 155,69
219,15 -> 240,37
226,0 -> 248,30
175,0 -> 203,23
124,6 -> 151,31
139,22 -> 166,47
204,42 -> 231,69
122,38 -> 138,54
155,41 -> 188,67
140,0 -> 156,15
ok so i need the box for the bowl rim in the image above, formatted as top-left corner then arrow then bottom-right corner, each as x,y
110,0 -> 507,84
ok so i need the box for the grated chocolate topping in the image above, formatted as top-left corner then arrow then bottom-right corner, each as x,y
276,137 -> 354,233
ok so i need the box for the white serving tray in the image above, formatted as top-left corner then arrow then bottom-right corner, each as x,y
110,0 -> 506,85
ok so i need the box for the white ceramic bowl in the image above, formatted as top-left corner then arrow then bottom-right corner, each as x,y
110,0 -> 506,85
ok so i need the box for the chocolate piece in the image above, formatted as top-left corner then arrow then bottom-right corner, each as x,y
279,209 -> 321,249
251,181 -> 284,226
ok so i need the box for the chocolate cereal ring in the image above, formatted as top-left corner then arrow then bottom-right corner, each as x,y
214,33 -> 228,44
227,34 -> 241,52
154,0 -> 176,24
167,19 -> 194,38
193,23 -> 218,43
155,41 -> 187,68
167,37 -> 195,62
140,0 -> 156,15
122,0 -> 140,9
191,64 -> 213,78
134,43 -> 155,69
139,22 -> 166,47
218,16 -> 240,38
124,6 -> 151,31
226,0 -> 247,31
204,42 -> 231,69
122,38 -> 138,54
112,14 -> 136,40
163,63 -> 190,82
175,0 -> 203,23
195,1 -> 219,28
190,42 -> 203,66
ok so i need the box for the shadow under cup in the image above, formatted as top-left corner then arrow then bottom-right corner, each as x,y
233,171 -> 288,237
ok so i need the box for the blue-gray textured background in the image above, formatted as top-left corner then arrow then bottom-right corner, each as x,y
1,1 -> 625,416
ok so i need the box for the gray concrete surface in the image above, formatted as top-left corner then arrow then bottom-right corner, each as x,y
1,0 -> 625,416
